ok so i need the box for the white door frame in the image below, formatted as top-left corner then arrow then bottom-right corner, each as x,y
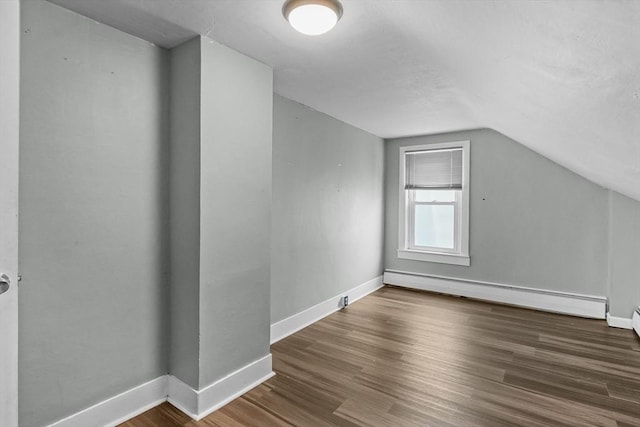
0,0 -> 21,425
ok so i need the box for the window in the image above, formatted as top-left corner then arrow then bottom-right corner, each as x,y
398,141 -> 470,266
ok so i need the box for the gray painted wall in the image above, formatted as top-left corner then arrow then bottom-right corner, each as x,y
168,37 -> 201,389
198,39 -> 273,387
19,2 -> 169,426
167,37 -> 273,389
609,191 -> 640,317
384,129 -> 610,296
271,95 -> 385,324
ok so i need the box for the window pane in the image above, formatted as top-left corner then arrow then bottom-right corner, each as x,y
414,205 -> 455,249
414,190 -> 456,202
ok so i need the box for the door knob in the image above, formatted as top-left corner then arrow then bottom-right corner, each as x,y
0,274 -> 10,295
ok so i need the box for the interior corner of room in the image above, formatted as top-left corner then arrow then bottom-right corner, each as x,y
2,0 -> 639,426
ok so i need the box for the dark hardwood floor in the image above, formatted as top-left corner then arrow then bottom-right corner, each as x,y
122,286 -> 640,426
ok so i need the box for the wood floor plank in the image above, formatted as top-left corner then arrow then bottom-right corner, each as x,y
122,286 -> 640,426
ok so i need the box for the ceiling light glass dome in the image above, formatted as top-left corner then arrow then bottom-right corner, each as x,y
283,0 -> 343,36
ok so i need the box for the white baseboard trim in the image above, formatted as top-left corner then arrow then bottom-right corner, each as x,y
47,354 -> 274,426
384,270 -> 607,319
47,376 -> 167,427
607,313 -> 633,329
270,275 -> 384,344
167,376 -> 198,419
168,354 -> 274,421
633,309 -> 640,337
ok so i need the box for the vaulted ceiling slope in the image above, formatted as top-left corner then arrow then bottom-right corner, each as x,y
49,0 -> 640,201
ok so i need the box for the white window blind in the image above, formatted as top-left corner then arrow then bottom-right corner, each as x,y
405,148 -> 463,190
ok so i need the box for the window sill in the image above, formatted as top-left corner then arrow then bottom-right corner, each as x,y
397,249 -> 470,266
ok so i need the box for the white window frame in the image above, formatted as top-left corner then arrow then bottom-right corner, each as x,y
397,141 -> 470,266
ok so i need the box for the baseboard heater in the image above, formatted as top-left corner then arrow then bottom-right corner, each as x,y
633,307 -> 640,338
383,270 -> 607,319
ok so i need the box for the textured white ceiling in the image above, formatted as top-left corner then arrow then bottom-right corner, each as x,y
49,0 -> 640,200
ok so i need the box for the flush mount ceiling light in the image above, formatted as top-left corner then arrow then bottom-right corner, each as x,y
283,0 -> 343,36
